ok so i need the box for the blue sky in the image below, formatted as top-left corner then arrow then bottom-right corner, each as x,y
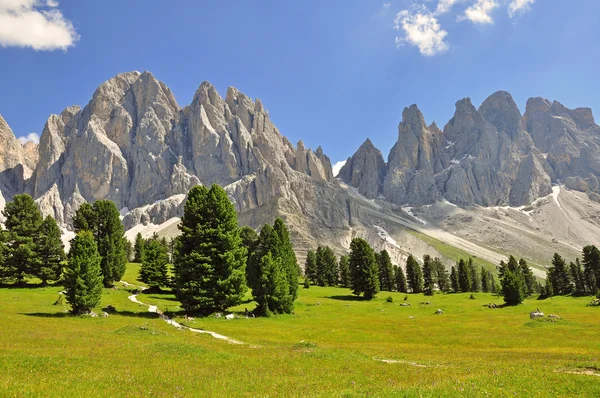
0,0 -> 599,170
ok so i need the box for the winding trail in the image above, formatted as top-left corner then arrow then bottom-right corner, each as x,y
121,281 -> 244,345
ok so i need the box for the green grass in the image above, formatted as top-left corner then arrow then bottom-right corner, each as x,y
409,230 -> 499,273
1,266 -> 600,397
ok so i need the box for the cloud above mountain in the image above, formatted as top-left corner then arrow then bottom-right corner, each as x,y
18,132 -> 39,145
0,0 -> 78,51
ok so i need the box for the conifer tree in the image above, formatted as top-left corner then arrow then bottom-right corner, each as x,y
338,254 -> 351,288
139,238 -> 170,290
272,218 -> 300,299
2,194 -> 44,283
481,267 -> 489,293
423,255 -> 435,296
73,203 -> 96,233
92,201 -> 128,287
519,258 -> 536,296
468,258 -> 480,292
457,259 -> 471,293
349,238 -> 379,300
548,253 -> 572,295
395,265 -> 408,293
246,224 -> 273,290
173,185 -> 247,314
253,253 -> 293,316
304,250 -> 318,284
501,268 -> 526,305
64,231 -> 103,314
316,246 -> 337,287
434,258 -> 450,292
377,250 -> 395,292
134,233 -> 145,263
582,245 -> 600,293
36,216 -> 66,284
406,255 -> 423,293
570,259 -> 586,295
450,266 -> 459,293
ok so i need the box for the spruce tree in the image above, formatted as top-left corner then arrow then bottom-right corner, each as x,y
272,218 -> 300,299
316,246 -> 337,287
36,216 -> 66,284
377,250 -> 395,292
457,259 -> 471,293
139,239 -> 170,290
406,255 -> 423,293
92,201 -> 128,286
422,255 -> 435,296
434,258 -> 450,292
501,268 -> 526,305
253,253 -> 293,316
246,224 -> 273,290
548,253 -> 572,295
134,233 -> 145,263
582,245 -> 600,293
468,258 -> 480,292
519,258 -> 536,296
349,238 -> 379,300
450,266 -> 459,293
304,250 -> 318,284
73,203 -> 96,233
395,265 -> 408,293
173,185 -> 247,314
570,259 -> 586,296
338,254 -> 351,288
64,231 -> 103,315
2,194 -> 44,283
481,267 -> 489,293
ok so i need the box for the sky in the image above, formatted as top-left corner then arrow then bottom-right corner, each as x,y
0,0 -> 599,173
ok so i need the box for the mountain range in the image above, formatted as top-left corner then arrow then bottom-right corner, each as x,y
1,71 -> 599,272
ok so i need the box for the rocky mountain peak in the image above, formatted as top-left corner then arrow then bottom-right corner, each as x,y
338,138 -> 386,199
479,90 -> 522,140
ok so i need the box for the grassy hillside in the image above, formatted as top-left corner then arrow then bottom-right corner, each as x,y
1,266 -> 599,396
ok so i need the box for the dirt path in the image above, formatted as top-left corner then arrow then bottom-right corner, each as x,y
122,281 -> 244,345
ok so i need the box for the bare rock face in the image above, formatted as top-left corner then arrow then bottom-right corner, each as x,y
0,115 -> 32,199
338,139 -> 386,199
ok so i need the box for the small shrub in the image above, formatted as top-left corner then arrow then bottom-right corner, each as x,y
386,296 -> 394,303
469,294 -> 476,300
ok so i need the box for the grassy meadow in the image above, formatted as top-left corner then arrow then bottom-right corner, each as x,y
1,263 -> 600,397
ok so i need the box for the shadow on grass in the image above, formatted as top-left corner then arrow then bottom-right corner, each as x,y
21,312 -> 70,318
0,282 -> 61,289
22,310 -> 161,320
324,295 -> 367,302
143,295 -> 180,303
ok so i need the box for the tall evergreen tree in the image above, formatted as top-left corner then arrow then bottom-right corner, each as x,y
338,255 -> 351,288
92,201 -> 128,287
548,253 -> 572,295
457,259 -> 471,293
134,233 -> 145,263
570,259 -> 586,296
481,267 -> 489,293
316,246 -> 337,287
36,216 -> 66,284
450,266 -> 459,293
468,258 -> 480,292
501,268 -> 526,305
246,224 -> 273,290
253,253 -> 293,316
377,250 -> 395,292
272,218 -> 300,299
304,250 -> 318,284
519,258 -> 536,296
423,255 -> 435,296
395,265 -> 408,293
582,245 -> 600,293
139,239 -> 170,289
64,231 -> 103,314
73,203 -> 96,233
406,255 -> 423,293
349,238 -> 379,300
173,185 -> 247,314
2,194 -> 44,283
434,258 -> 450,292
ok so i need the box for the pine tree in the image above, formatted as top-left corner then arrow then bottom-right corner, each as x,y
253,253 -> 293,316
489,273 -> 499,294
543,273 -> 554,298
481,267 -> 489,293
422,255 -> 436,296
406,255 -> 423,293
124,239 -> 133,262
2,194 -> 44,284
349,238 -> 379,300
36,216 -> 66,284
64,231 -> 103,315
395,265 -> 408,293
434,258 -> 450,292
377,250 -> 395,292
272,218 -> 300,299
73,203 -> 96,233
92,201 -> 128,287
519,258 -> 536,296
246,224 -> 273,290
139,239 -> 170,290
173,185 -> 247,314
582,245 -> 600,293
548,253 -> 572,295
338,255 -> 351,288
457,259 -> 471,293
316,246 -> 337,287
450,266 -> 459,293
468,258 -> 480,292
570,259 -> 586,296
501,268 -> 526,305
134,233 -> 145,263
304,250 -> 318,284
498,260 -> 507,279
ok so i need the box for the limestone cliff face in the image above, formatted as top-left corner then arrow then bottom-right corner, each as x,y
338,139 -> 385,199
0,114 -> 31,199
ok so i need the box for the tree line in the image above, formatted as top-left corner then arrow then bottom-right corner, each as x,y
541,247 -> 600,298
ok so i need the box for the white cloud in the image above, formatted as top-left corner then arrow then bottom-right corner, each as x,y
508,0 -> 535,17
462,0 -> 498,24
332,161 -> 347,177
0,0 -> 79,51
394,6 -> 449,56
18,132 -> 40,145
436,0 -> 459,15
